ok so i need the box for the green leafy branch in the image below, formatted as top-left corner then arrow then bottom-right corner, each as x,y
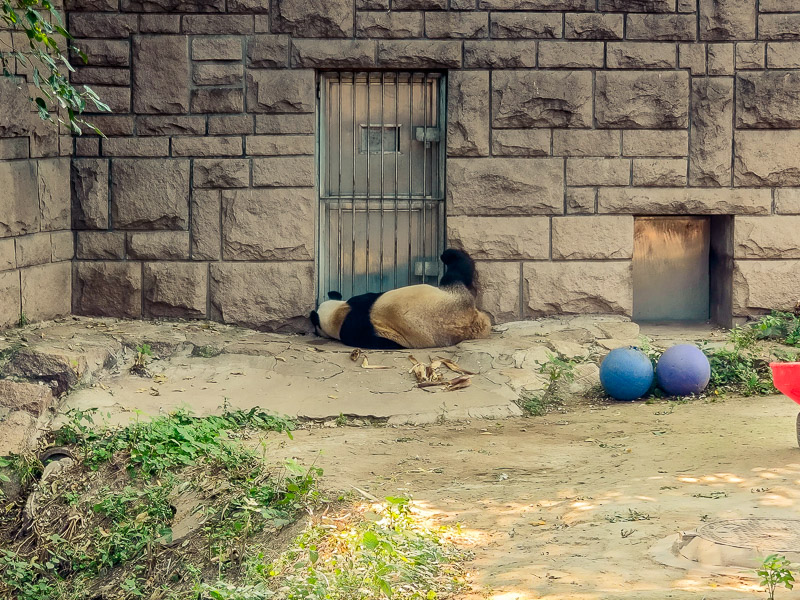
1,0 -> 109,135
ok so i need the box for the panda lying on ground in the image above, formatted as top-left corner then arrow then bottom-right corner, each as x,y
309,249 -> 491,349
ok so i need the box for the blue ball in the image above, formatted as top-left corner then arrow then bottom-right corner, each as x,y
656,344 -> 711,397
599,347 -> 655,401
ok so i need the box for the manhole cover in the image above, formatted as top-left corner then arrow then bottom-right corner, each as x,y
697,519 -> 800,554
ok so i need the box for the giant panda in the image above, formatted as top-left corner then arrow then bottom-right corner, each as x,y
309,249 -> 491,349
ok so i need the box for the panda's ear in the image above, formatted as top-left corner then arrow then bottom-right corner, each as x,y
328,291 -> 343,300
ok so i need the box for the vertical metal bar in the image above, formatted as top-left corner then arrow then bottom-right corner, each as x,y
337,74 -> 343,295
365,73 -> 371,291
394,73 -> 399,290
379,72 -> 385,291
408,73 -> 413,287
421,73 -> 428,285
351,73 -> 357,297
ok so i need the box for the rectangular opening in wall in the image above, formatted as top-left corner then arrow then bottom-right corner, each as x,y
317,71 -> 446,303
633,216 -> 711,322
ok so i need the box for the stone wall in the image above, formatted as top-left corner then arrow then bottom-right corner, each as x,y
64,0 -> 800,329
0,28 -> 73,329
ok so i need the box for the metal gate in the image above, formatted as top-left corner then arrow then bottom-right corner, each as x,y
317,71 -> 446,302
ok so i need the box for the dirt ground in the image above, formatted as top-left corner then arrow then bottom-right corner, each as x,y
4,316 -> 800,598
264,394 -> 800,600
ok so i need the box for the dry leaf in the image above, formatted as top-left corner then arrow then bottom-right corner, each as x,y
437,357 -> 475,375
445,375 -> 472,391
153,374 -> 167,384
430,360 -> 442,369
408,355 -> 419,365
230,371 -> 245,375
361,356 -> 390,370
136,388 -> 148,394
173,388 -> 186,393
328,395 -> 338,399
350,349 -> 363,362
275,356 -> 286,362
149,387 -> 160,396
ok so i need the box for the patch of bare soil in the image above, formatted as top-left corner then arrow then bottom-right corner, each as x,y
257,394 -> 800,599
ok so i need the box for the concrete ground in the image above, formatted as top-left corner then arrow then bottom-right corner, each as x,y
5,315 -> 796,599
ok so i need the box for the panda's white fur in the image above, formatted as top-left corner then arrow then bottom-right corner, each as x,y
310,249 -> 491,350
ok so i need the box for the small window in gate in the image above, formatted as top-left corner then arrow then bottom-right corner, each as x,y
359,124 -> 401,154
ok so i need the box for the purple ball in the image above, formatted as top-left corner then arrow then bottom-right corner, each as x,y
656,344 -> 711,397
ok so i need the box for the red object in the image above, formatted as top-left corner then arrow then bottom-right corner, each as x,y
770,362 -> 800,404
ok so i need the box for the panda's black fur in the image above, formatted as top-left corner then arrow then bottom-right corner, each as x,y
310,249 -> 489,350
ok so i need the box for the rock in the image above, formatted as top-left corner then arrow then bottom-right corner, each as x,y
191,190 -> 221,260
736,71 -> 800,128
463,41 -> 537,68
70,13 -> 138,38
121,0 -> 224,10
566,158 -> 630,186
598,187 -> 771,215
255,114 -> 315,134
626,14 -> 696,40
0,411 -> 38,456
447,158 -> 563,215
73,261 -> 143,319
513,346 -> 552,370
735,131 -> 800,186
492,129 -> 550,156
132,35 -> 190,114
0,79 -> 31,137
596,71 -> 689,129
71,39 -> 130,67
0,161 -> 40,237
633,159 -> 687,187
734,216 -> 800,259
356,12 -> 422,38
447,71 -> 490,157
221,188 -> 315,260
547,339 -> 590,360
492,71 -> 592,128
759,14 -> 800,41
182,15 -> 254,34
423,12 -> 489,38
0,271 -> 20,329
598,0 -> 673,9
475,261 -> 521,324
700,0 -> 756,40
567,188 -> 595,214
690,77 -> 733,187
595,320 -> 640,339
708,43 -> 735,75
622,130 -> 688,157
144,262 -> 207,318
50,232 -> 74,263
247,70 -> 315,113
448,216 -> 549,259
567,362 -> 601,395
173,136 -> 243,157
193,159 -> 250,188
194,36 -> 243,61
489,12 -> 562,38
191,89 -> 243,113
21,263 -> 72,322
128,232 -> 190,260
37,158 -> 70,232
565,13 -> 623,39
377,41 -> 462,68
291,39 -> 375,68
246,135 -> 314,156
552,216 -> 634,260
252,157 -> 314,187
246,35 -> 290,68
538,41 -> 604,68
733,260 -> 800,314
272,0 -> 354,37
523,262 -> 633,317
111,160 -> 189,229
192,64 -> 243,86
76,232 -> 126,259
737,42 -> 765,68
137,116 -> 207,136
2,350 -> 78,396
606,42 -> 676,68
0,380 -> 54,417
15,234 -> 52,268
554,130 -> 619,157
776,189 -> 800,214
209,262 -> 315,331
